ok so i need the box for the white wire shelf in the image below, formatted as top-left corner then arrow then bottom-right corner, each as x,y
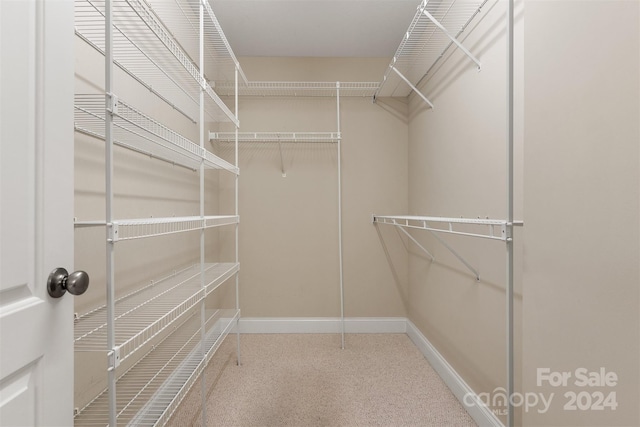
106,216 -> 238,241
210,132 -> 341,144
214,81 -> 380,97
74,263 -> 239,363
74,307 -> 240,427
375,0 -> 486,99
373,215 -> 517,241
145,0 -> 248,85
74,216 -> 239,239
74,0 -> 237,125
74,94 -> 239,174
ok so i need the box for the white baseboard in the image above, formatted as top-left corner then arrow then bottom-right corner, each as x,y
405,320 -> 503,427
234,317 -> 407,334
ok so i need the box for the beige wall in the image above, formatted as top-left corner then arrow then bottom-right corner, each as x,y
406,1 -> 523,424
407,0 -> 639,426
522,2 -> 639,425
73,2 -> 640,424
217,57 -> 410,318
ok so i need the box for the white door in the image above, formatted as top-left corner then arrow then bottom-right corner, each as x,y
0,0 -> 75,426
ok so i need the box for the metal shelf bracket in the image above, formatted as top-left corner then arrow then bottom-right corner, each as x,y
106,92 -> 119,115
393,223 -> 435,261
107,346 -> 121,371
421,9 -> 482,71
373,215 -> 507,281
391,66 -> 435,109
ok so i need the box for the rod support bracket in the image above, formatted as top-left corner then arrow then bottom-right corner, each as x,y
106,92 -> 119,115
108,346 -> 121,370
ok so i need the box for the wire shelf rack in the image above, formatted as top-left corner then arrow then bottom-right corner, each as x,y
74,263 -> 239,363
74,94 -> 239,173
373,215 -> 515,241
74,307 -> 239,427
214,81 -> 380,97
109,215 -> 238,241
145,0 -> 248,85
74,0 -> 236,124
210,132 -> 341,144
375,0 -> 486,98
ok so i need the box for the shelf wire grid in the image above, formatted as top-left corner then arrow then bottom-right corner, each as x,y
110,215 -> 238,241
211,132 -> 341,144
145,0 -> 248,85
74,263 -> 239,363
74,0 -> 236,124
214,81 -> 380,97
74,308 -> 239,427
375,0 -> 485,98
74,94 -> 239,173
373,215 -> 511,241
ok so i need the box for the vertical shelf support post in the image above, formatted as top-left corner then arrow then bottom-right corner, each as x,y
235,65 -> 241,366
337,82 -> 345,350
104,1 -> 117,426
506,0 -> 515,424
198,3 -> 207,427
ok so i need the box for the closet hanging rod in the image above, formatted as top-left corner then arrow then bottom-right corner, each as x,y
373,214 -> 522,242
214,81 -> 379,97
74,216 -> 239,241
210,131 -> 341,143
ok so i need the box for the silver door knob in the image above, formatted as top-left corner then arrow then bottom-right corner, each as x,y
47,268 -> 90,298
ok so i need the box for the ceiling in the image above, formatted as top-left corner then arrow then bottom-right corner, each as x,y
210,0 -> 420,58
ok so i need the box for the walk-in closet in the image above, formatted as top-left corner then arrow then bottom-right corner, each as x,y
0,0 -> 638,426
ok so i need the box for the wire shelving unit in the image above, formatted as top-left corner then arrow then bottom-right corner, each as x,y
74,94 -> 238,173
74,0 -> 237,125
374,0 -> 486,105
73,0 -> 242,425
74,263 -> 239,362
73,308 -> 239,426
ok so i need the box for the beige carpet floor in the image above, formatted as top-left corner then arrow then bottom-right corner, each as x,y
167,334 -> 477,427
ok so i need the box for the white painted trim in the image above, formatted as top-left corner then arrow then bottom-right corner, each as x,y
234,317 -> 407,334
406,320 -> 504,427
